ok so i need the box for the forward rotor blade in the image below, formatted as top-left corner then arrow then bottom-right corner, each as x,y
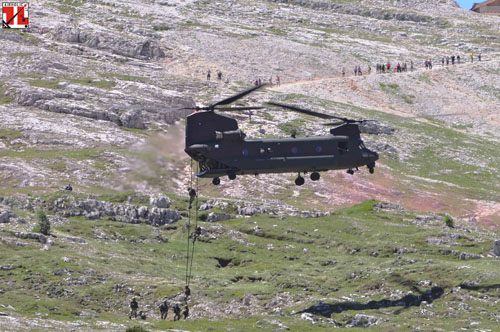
215,106 -> 264,111
171,106 -> 209,111
265,102 -> 343,120
212,84 -> 268,107
322,121 -> 346,126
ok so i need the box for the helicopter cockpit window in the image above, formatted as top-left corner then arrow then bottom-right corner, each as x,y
338,142 -> 348,154
358,142 -> 366,150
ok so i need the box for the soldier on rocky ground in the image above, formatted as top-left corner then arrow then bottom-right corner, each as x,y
184,285 -> 191,298
207,69 -> 211,81
159,300 -> 169,320
183,305 -> 189,319
129,298 -> 139,319
173,303 -> 181,321
217,70 -> 222,80
192,226 -> 202,243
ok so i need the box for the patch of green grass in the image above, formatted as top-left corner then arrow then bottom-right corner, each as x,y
5,52 -> 32,58
416,74 -> 432,83
379,82 -> 400,92
402,94 -> 416,104
100,72 -> 148,83
1,199 -> 500,330
277,118 -> 306,136
379,82 -> 415,104
267,28 -> 287,37
28,79 -> 60,89
0,147 -> 103,160
119,126 -> 148,134
180,22 -> 212,29
70,78 -> 116,89
259,111 -> 275,122
21,33 -> 41,46
0,128 -> 23,140
153,25 -> 169,31
0,82 -> 13,104
46,160 -> 66,172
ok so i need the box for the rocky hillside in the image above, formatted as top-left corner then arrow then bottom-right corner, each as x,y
0,0 -> 499,331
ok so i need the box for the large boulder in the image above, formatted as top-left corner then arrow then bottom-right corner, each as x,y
148,208 -> 181,226
207,212 -> 232,222
0,210 -> 12,223
346,314 -> 382,328
150,196 -> 171,209
118,109 -> 146,129
54,26 -> 165,60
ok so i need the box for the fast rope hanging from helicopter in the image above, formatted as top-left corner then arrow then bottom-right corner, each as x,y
185,158 -> 200,289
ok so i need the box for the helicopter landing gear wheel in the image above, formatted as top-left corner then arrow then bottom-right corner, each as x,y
367,162 -> 375,174
295,175 -> 305,186
227,171 -> 236,180
310,172 -> 320,181
212,177 -> 221,185
347,169 -> 354,175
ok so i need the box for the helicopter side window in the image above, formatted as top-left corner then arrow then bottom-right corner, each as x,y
338,142 -> 348,155
242,148 -> 249,156
260,148 -> 265,154
315,146 -> 322,153
291,146 -> 298,154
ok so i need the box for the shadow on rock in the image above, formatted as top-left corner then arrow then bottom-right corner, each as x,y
299,286 -> 444,318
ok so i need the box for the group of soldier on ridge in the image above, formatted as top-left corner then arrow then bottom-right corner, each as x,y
129,286 -> 191,321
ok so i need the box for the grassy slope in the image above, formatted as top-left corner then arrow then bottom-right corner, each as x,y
1,200 -> 499,331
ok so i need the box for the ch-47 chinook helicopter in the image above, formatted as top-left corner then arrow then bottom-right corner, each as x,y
182,84 -> 379,186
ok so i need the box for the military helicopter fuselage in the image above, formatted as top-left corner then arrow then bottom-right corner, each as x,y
185,110 -> 378,185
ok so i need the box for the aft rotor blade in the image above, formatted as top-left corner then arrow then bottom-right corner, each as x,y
215,106 -> 264,111
266,101 -> 348,120
212,84 -> 268,107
